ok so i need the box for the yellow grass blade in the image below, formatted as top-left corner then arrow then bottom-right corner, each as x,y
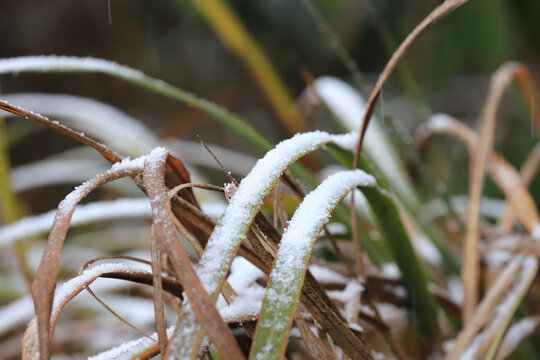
190,0 -> 307,135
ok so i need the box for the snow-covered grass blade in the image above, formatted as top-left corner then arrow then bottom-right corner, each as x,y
250,169 -> 376,360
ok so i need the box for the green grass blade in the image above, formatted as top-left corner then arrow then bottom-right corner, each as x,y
326,144 -> 440,336
0,56 -> 274,154
361,186 -> 439,337
250,169 -> 376,360
168,131 -> 357,359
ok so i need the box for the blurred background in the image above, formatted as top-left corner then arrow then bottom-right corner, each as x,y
1,0 -> 540,204
2,1 -> 540,357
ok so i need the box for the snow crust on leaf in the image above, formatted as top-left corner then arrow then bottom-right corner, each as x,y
0,56 -> 145,80
196,131 -> 359,296
172,130 -> 358,359
52,263 -> 152,315
251,169 -> 375,358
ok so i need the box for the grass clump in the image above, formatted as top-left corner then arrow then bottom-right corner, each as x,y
1,1 -> 540,359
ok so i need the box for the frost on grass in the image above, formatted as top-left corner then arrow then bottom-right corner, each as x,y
251,169 -> 375,358
218,257 -> 265,322
2,93 -> 159,156
195,131 -> 360,296
0,198 -> 151,247
172,130 -> 359,357
23,262 -> 153,359
0,56 -> 146,80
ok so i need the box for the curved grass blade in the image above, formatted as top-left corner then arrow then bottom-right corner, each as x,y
142,148 -> 245,360
353,0 -> 471,167
0,56 -> 317,188
22,262 -> 164,360
168,131 -> 356,359
0,56 -> 274,154
31,157 -> 145,360
0,99 -> 123,164
326,143 -> 446,336
250,169 -> 376,360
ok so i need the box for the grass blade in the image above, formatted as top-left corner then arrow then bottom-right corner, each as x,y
142,148 -> 244,360
23,262 -> 173,360
250,169 -> 376,360
0,56 -> 274,154
169,131 -> 356,359
30,158 -> 145,360
354,0 -> 471,166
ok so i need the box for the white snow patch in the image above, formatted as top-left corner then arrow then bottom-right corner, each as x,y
499,317 -> 538,358
381,263 -> 401,279
426,113 -> 455,132
447,276 -> 464,305
308,264 -> 349,285
532,224 -> 540,240
412,234 -> 442,266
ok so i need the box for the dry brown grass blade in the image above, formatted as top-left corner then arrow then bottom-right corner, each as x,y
30,163 -> 144,360
497,143 -> 540,234
352,0 -> 471,168
459,62 -> 540,323
446,258 -> 521,359
142,148 -> 245,360
164,154 -> 199,208
23,264 -> 180,359
150,226 -> 169,357
0,99 -> 123,164
294,311 -> 335,360
420,116 -> 540,233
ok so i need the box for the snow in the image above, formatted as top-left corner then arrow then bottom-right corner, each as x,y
52,262 -> 152,315
0,56 -> 146,81
257,169 -> 374,335
412,234 -> 442,266
0,198 -> 151,247
308,264 -> 349,285
195,131 -> 364,296
0,296 -> 34,335
499,317 -> 538,358
381,263 -> 401,279
426,113 -> 455,132
89,327 -> 174,360
532,224 -> 540,240
218,257 -> 266,321
311,76 -> 419,208
447,276 -> 464,305
2,93 -> 159,156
